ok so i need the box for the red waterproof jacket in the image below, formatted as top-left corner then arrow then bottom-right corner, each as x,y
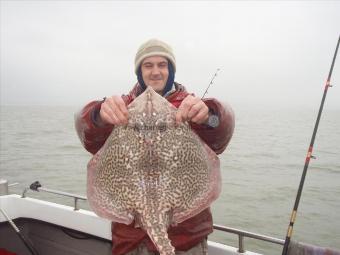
75,83 -> 235,254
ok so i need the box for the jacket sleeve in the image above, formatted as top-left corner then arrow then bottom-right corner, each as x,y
190,98 -> 235,155
74,100 -> 114,155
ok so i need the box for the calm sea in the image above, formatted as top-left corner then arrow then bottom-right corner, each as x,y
0,105 -> 339,254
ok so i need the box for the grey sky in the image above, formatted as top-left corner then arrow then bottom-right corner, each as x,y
1,1 -> 339,109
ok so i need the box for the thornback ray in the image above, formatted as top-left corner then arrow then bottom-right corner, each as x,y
87,86 -> 221,255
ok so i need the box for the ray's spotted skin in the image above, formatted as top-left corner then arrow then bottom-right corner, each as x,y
87,87 -> 221,255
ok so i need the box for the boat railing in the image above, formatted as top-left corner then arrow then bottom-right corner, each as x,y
20,181 -> 285,253
213,224 -> 284,253
21,181 -> 87,211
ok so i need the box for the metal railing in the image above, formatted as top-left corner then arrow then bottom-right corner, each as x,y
213,224 -> 284,253
19,181 -> 284,253
21,181 -> 87,211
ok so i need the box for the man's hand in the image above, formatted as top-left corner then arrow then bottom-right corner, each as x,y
99,96 -> 129,125
176,95 -> 209,125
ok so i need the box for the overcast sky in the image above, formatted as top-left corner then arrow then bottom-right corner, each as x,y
1,1 -> 339,109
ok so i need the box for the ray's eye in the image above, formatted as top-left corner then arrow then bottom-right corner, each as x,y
134,122 -> 144,132
156,121 -> 166,132
133,125 -> 140,132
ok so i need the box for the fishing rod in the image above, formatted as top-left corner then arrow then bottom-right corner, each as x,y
0,208 -> 40,255
282,35 -> 340,255
201,68 -> 220,99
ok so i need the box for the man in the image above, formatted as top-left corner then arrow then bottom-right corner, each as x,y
75,39 -> 235,255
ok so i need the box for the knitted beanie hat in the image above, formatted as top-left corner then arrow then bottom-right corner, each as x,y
134,39 -> 176,74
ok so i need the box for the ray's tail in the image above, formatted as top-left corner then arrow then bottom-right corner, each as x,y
140,211 -> 175,255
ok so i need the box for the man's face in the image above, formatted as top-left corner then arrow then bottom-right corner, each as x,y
141,56 -> 169,94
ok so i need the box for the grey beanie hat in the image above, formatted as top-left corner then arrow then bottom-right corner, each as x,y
134,39 -> 176,74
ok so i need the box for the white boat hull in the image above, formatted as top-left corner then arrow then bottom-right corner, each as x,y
0,194 -> 260,255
